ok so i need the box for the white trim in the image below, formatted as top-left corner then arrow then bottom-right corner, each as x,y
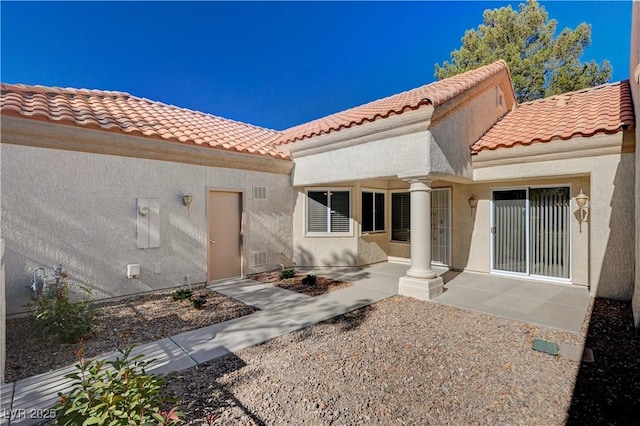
490,185 -> 572,282
360,187 -> 387,234
431,187 -> 452,267
389,189 -> 411,243
388,256 -> 411,264
304,187 -> 353,237
490,187 -> 529,276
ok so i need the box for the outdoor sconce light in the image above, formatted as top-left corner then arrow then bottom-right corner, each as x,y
182,193 -> 193,207
468,195 -> 478,217
576,189 -> 589,232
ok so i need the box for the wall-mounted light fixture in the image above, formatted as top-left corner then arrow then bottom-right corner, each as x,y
468,195 -> 478,217
182,193 -> 193,207
576,189 -> 589,232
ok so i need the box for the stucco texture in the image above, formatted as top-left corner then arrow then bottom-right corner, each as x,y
1,144 -> 293,315
473,147 -> 635,299
631,0 -> 640,327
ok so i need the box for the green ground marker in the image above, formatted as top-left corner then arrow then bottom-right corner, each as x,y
532,338 -> 559,356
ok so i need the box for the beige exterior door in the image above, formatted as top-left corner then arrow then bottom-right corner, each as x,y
208,191 -> 242,281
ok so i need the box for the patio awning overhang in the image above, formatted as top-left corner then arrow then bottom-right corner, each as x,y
283,106 -> 477,186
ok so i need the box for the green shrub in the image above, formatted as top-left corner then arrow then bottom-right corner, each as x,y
172,288 -> 193,301
29,281 -> 96,344
302,274 -> 317,285
54,347 -> 182,426
278,268 -> 296,280
192,296 -> 207,310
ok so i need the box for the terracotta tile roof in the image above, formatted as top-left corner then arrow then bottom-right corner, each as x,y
472,81 -> 635,153
0,83 -> 289,160
276,60 -> 510,145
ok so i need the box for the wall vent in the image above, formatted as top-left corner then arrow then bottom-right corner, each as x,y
252,251 -> 267,267
253,186 -> 267,200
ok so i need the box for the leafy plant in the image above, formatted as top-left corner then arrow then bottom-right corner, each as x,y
29,280 -> 96,344
172,288 -> 193,301
54,347 -> 182,425
192,296 -> 207,310
278,268 -> 296,280
302,274 -> 317,285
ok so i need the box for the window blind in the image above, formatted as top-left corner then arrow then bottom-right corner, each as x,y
391,192 -> 410,241
307,190 -> 350,233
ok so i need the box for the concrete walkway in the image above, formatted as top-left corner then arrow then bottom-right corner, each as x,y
0,263 -> 591,425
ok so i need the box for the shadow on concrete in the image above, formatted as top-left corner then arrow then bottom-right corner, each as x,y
440,269 -> 462,285
324,305 -> 375,332
566,298 -> 640,424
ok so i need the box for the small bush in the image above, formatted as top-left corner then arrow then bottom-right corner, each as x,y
278,268 -> 296,280
29,281 -> 96,344
54,347 -> 182,425
192,296 -> 207,310
302,274 -> 317,285
172,288 -> 193,301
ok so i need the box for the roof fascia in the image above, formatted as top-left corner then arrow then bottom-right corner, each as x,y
472,131 -> 634,170
281,106 -> 435,158
1,116 -> 293,175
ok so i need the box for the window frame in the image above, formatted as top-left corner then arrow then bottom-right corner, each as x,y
360,188 -> 386,234
305,188 -> 353,237
390,190 -> 411,243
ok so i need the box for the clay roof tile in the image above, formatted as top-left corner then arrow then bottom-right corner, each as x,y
472,81 -> 634,153
1,83 -> 289,160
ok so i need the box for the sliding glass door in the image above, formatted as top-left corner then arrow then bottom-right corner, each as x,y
492,187 -> 570,279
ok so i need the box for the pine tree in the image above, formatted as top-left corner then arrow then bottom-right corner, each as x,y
435,0 -> 612,103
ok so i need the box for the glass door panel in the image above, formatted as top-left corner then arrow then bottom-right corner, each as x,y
493,189 -> 527,273
529,187 -> 570,278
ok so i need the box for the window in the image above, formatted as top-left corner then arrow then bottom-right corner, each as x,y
391,188 -> 452,266
391,192 -> 410,241
307,190 -> 351,234
492,186 -> 570,279
362,191 -> 385,232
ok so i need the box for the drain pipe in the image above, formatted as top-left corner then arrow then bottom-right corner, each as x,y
30,267 -> 45,293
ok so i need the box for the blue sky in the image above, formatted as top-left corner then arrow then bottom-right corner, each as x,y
1,1 -> 633,130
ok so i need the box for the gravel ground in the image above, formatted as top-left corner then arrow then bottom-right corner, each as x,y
5,287 -> 257,383
566,298 -> 640,424
165,296 -> 599,425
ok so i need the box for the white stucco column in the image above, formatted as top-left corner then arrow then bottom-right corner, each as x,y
406,179 -> 437,279
398,178 -> 444,301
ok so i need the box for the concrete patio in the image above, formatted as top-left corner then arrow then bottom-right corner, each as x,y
302,262 -> 590,334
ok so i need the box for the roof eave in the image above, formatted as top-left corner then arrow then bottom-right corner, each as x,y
281,104 -> 435,158
1,116 -> 293,175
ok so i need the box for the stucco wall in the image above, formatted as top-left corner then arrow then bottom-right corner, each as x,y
1,144 -> 293,315
429,83 -> 510,179
631,0 -> 640,327
473,148 -> 635,298
449,177 -> 590,288
293,180 -> 400,267
291,130 -> 432,186
1,239 -> 6,382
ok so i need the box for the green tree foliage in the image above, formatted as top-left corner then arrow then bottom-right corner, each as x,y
435,0 -> 612,102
